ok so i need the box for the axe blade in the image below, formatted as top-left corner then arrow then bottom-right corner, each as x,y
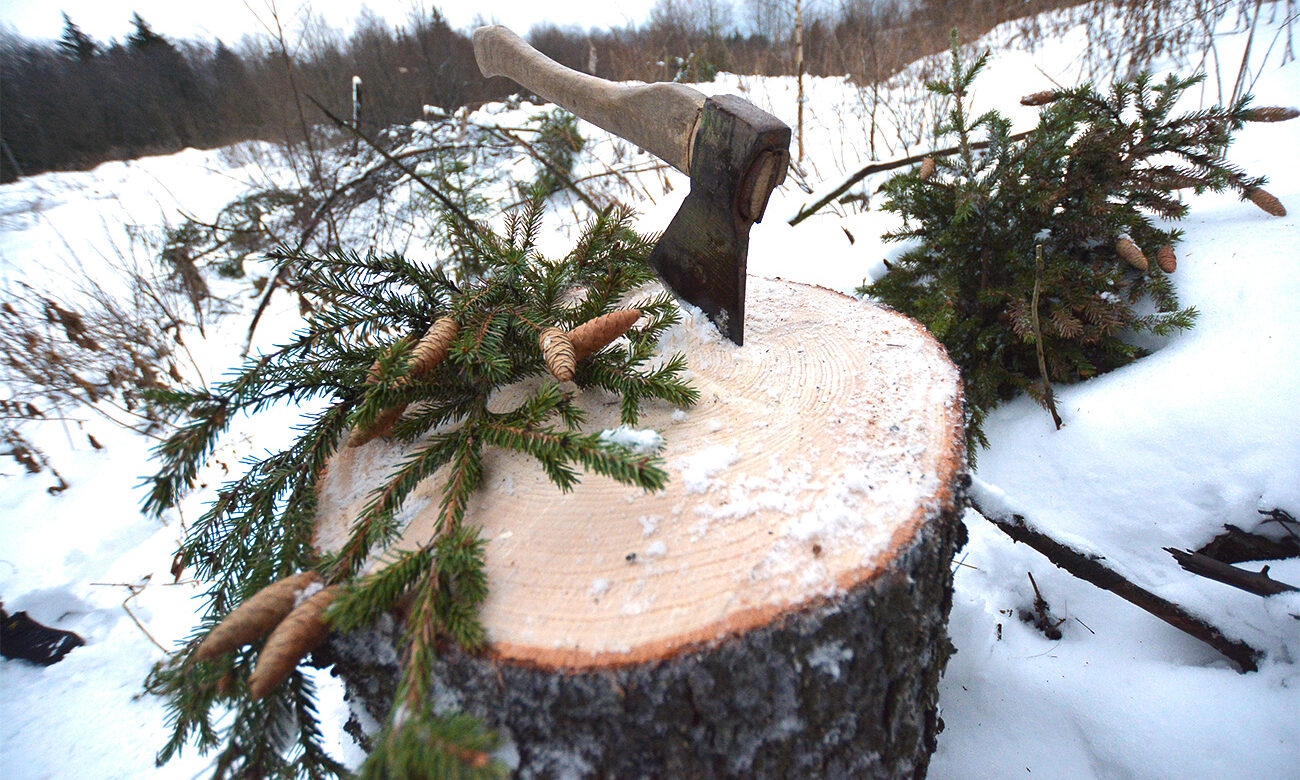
472,27 -> 790,345
651,95 -> 790,346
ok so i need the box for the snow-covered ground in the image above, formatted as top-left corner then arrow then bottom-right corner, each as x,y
2,4 -> 1297,778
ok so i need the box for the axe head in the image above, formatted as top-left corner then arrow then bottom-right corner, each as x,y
651,95 -> 790,346
470,27 -> 789,345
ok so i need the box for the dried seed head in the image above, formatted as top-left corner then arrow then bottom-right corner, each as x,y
248,585 -> 338,700
1156,245 -> 1177,274
195,571 -> 323,661
918,157 -> 936,182
1241,106 -> 1299,123
1020,90 -> 1059,107
1246,187 -> 1286,217
410,316 -> 459,376
568,309 -> 642,362
540,327 -> 576,382
1116,237 -> 1149,272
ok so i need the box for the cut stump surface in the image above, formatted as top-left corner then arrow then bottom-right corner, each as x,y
316,276 -> 967,778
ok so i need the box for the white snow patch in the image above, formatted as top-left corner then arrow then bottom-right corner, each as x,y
294,580 -> 325,606
806,640 -> 855,680
674,444 -> 740,495
598,425 -> 664,455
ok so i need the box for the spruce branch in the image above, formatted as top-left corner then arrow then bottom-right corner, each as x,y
357,710 -> 504,780
147,199 -> 696,778
862,37 -> 1273,456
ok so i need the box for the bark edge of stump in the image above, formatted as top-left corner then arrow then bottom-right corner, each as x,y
316,276 -> 968,778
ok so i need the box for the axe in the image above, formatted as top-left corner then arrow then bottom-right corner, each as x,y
473,26 -> 791,346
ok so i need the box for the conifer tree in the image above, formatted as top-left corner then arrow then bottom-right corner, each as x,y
864,34 -> 1287,458
144,201 -> 696,778
126,13 -> 168,51
58,14 -> 99,61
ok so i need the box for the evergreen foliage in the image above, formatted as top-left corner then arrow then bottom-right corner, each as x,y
57,14 -> 99,61
528,109 -> 586,197
126,13 -> 169,51
144,200 -> 696,778
862,34 -> 1275,457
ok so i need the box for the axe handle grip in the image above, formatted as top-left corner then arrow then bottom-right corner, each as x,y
474,26 -> 704,174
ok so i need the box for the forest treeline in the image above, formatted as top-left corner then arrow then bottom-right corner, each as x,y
0,0 -> 1078,181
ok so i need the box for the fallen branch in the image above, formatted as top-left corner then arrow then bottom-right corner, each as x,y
788,129 -> 1033,226
309,95 -> 479,231
1165,548 -> 1299,597
489,127 -> 603,213
1197,521 -> 1300,563
969,485 -> 1262,673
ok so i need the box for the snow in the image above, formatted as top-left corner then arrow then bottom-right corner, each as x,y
805,640 -> 854,681
597,425 -> 663,455
2,3 -> 1298,777
675,443 -> 741,495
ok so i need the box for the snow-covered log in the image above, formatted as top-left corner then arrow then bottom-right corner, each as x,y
314,276 -> 967,777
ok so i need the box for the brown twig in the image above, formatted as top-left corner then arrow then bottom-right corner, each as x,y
1032,245 -> 1063,429
92,580 -> 168,653
970,487 -> 1263,673
489,127 -> 604,213
306,95 -> 479,232
788,129 -> 1034,226
1024,571 -> 1064,640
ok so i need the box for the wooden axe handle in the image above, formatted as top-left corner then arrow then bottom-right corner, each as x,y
474,26 -> 705,174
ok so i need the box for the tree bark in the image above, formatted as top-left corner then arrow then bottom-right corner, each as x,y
316,277 -> 967,777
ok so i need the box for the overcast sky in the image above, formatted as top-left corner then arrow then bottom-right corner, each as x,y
0,0 -> 660,44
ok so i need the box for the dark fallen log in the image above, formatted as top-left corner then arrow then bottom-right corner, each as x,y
1197,519 -> 1300,563
1,606 -> 84,666
1166,548 -> 1299,597
968,484 -> 1263,673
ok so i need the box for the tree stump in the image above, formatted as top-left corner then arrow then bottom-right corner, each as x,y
314,276 -> 967,778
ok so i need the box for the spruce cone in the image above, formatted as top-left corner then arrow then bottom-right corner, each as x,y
1020,90 -> 1059,107
346,405 -> 406,448
195,571 -> 323,661
1246,187 -> 1286,217
1242,106 -> 1299,123
1156,245 -> 1177,273
248,585 -> 338,700
214,672 -> 235,697
348,320 -> 458,448
540,327 -> 576,382
568,309 -> 642,362
410,316 -> 459,376
1116,237 -> 1149,272
918,157 -> 936,182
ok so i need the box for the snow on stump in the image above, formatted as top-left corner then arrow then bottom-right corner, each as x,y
314,276 -> 967,778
